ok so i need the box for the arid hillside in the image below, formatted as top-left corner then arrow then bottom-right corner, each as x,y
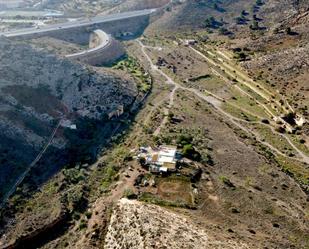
0,1 -> 308,249
104,198 -> 251,249
41,0 -> 169,15
150,0 -> 308,125
108,0 -> 170,11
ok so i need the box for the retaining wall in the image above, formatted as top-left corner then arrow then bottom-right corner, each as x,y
66,29 -> 125,66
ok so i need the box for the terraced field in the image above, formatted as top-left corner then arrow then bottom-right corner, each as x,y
135,35 -> 309,191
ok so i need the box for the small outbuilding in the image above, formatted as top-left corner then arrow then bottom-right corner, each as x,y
183,39 -> 198,46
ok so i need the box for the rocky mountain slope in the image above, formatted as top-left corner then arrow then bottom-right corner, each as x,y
0,37 -> 137,200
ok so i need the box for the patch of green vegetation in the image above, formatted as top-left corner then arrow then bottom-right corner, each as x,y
182,144 -> 201,161
222,102 -> 259,122
276,156 -> 309,189
305,209 -> 309,220
263,205 -> 274,215
98,147 -> 132,192
252,123 -> 295,155
161,174 -> 191,183
155,94 -> 213,163
100,165 -> 118,190
289,134 -> 309,156
65,184 -> 87,212
113,56 -> 152,93
258,164 -> 272,175
174,134 -> 201,161
140,37 -> 170,48
234,83 -> 266,103
219,176 -> 236,189
229,87 -> 270,118
204,16 -> 223,29
189,74 -> 211,82
233,49 -> 249,61
123,188 -> 137,199
8,178 -> 62,215
244,176 -> 254,187
138,192 -> 196,209
63,167 -> 86,185
78,219 -> 87,230
196,73 -> 228,93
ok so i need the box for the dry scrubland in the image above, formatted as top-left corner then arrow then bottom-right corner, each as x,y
0,0 -> 309,248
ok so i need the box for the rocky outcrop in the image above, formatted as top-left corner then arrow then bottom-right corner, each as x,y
0,37 -> 137,199
104,199 -> 251,249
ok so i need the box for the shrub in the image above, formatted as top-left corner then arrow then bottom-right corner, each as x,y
176,134 -> 193,147
85,211 -> 92,219
204,16 -> 222,29
138,157 -> 146,166
123,189 -> 137,199
182,144 -> 201,161
72,212 -> 81,220
275,126 -> 285,133
79,219 -> 87,230
219,176 -> 236,189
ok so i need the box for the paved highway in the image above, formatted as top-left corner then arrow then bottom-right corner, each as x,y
66,29 -> 111,58
0,9 -> 156,38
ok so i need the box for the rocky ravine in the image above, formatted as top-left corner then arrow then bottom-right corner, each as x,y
0,37 -> 137,199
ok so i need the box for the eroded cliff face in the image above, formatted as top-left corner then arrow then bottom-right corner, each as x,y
0,37 -> 137,197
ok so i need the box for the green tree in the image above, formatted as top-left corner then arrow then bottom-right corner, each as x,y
235,16 -> 245,25
182,144 -> 201,161
250,20 -> 259,30
176,134 -> 193,147
138,157 -> 146,166
286,27 -> 292,35
219,27 -> 230,35
256,0 -> 263,6
235,52 -> 248,61
204,16 -> 216,28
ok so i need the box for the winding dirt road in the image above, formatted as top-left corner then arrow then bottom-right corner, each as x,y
137,40 -> 309,165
